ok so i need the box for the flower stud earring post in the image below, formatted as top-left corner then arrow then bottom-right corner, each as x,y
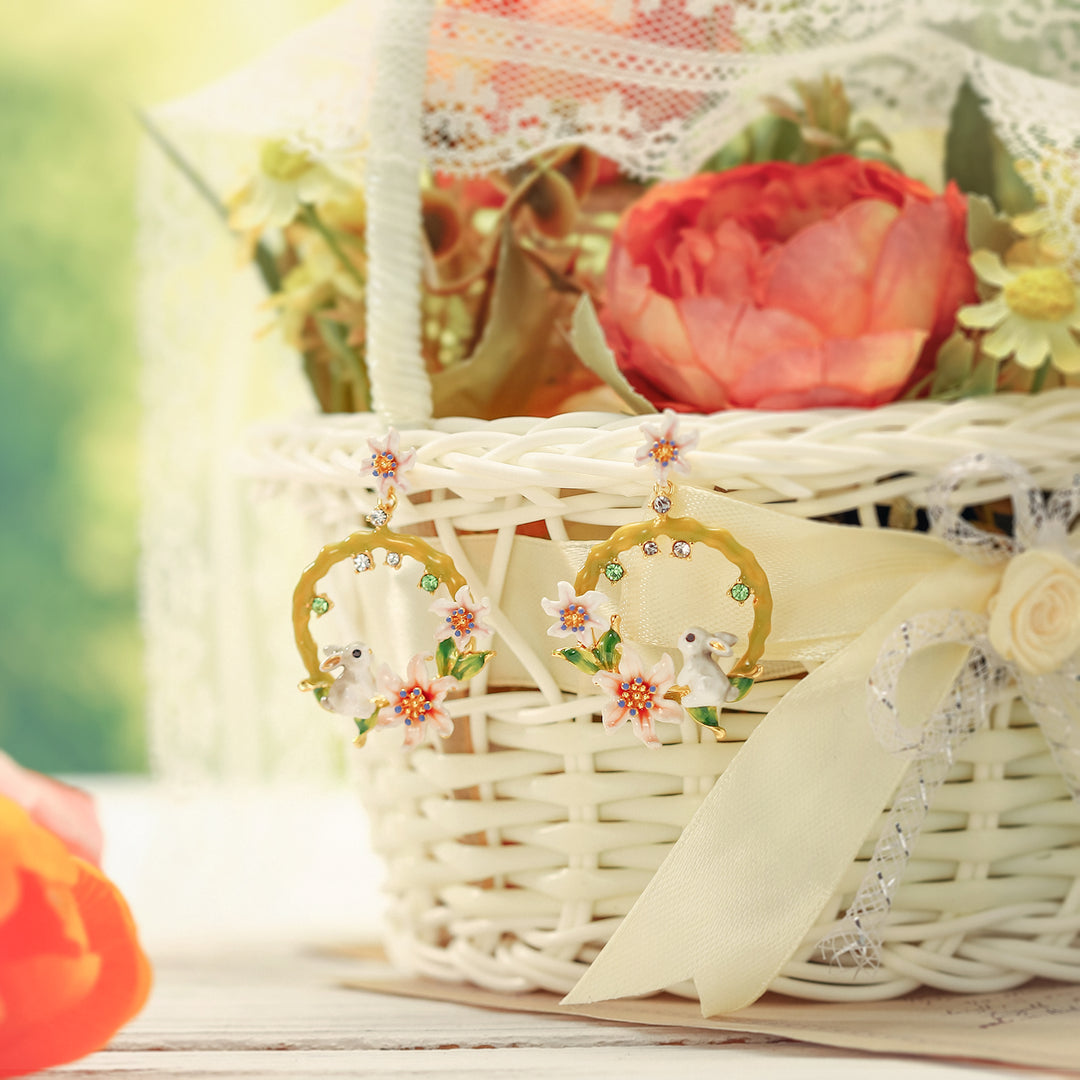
292,428 -> 494,747
544,410 -> 773,746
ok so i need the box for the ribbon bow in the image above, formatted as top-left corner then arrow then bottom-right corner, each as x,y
822,453 -> 1080,968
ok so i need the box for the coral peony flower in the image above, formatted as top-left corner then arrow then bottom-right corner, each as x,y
601,156 -> 976,411
375,655 -> 457,748
430,586 -> 494,646
593,647 -> 682,748
0,794 -> 151,1077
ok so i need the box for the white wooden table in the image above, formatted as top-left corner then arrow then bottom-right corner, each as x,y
43,948 -> 1072,1078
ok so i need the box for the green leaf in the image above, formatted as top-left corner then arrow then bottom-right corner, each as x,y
430,224 -> 562,419
435,637 -> 456,678
555,647 -> 600,675
945,80 -> 1035,214
727,676 -> 755,703
569,296 -> 656,415
701,115 -> 805,172
594,628 -> 622,671
687,706 -> 721,729
313,687 -> 328,705
451,650 -> 494,681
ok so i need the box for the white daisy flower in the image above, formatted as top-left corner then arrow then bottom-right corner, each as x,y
958,249 -> 1080,374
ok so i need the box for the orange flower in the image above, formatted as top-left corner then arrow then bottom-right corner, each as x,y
601,157 -> 976,411
0,795 -> 151,1077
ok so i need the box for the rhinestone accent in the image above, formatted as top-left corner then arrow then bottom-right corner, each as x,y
730,582 -> 751,603
310,596 -> 330,616
353,552 -> 374,573
652,494 -> 672,515
366,507 -> 389,528
642,540 -> 659,557
420,573 -> 439,593
386,551 -> 402,569
604,561 -> 626,583
672,540 -> 691,559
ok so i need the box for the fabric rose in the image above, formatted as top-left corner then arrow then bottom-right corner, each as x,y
601,156 -> 976,410
0,760 -> 151,1077
988,549 -> 1080,675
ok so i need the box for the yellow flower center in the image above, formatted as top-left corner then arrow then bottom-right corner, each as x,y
1002,266 -> 1076,322
372,452 -> 397,477
650,439 -> 678,465
260,140 -> 314,182
395,686 -> 433,725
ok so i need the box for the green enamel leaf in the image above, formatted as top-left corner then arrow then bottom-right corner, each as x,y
452,650 -> 493,682
594,628 -> 622,671
313,687 -> 328,705
355,710 -> 378,737
728,676 -> 755,703
556,648 -> 600,675
435,637 -> 457,678
687,706 -> 721,729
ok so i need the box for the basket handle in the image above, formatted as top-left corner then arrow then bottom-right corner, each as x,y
364,0 -> 435,424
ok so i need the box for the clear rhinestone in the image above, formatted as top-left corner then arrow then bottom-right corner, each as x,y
386,551 -> 402,568
353,552 -> 373,573
366,507 -> 389,528
652,494 -> 672,515
672,540 -> 691,559
642,540 -> 659,557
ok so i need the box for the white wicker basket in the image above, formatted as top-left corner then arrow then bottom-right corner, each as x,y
249,390 -> 1080,1004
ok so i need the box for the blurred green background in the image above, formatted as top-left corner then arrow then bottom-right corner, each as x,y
0,0 -> 337,773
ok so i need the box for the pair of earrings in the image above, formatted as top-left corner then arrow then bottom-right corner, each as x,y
292,413 -> 772,749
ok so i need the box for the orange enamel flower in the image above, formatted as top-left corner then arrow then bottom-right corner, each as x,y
0,796 -> 151,1077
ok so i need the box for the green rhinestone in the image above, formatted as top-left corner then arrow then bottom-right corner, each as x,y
310,596 -> 330,616
604,561 -> 625,583
420,573 -> 440,593
730,582 -> 751,603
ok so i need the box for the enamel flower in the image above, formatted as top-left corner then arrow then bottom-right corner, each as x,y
366,429 -> 417,499
634,409 -> 698,481
593,647 -> 682,748
431,586 -> 494,646
229,139 -> 357,233
958,250 -> 1080,374
374,654 -> 456,748
541,581 -> 608,639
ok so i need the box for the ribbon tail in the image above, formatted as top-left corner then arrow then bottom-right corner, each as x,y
1022,665 -> 1080,802
563,564 -> 1000,1015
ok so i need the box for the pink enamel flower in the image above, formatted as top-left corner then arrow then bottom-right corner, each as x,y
366,428 -> 417,499
541,581 -> 608,639
633,409 -> 698,481
593,647 -> 681,748
375,654 -> 456,748
431,585 -> 494,646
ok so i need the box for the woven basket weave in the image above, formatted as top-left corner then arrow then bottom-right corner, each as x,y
250,390 -> 1080,1002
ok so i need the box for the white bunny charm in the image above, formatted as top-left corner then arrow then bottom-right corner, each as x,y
677,628 -> 742,707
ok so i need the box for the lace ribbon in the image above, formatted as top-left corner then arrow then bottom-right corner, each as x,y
821,453 -> 1080,968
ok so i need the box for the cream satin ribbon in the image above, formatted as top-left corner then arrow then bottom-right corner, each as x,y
349,486 -> 1003,1013
558,488 -> 1003,1016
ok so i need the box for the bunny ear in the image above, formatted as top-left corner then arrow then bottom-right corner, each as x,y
320,647 -> 345,671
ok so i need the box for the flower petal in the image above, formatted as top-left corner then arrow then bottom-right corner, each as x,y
970,249 -> 1014,288
763,198 -> 899,338
1048,325 -> 1080,373
957,296 -> 1009,330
